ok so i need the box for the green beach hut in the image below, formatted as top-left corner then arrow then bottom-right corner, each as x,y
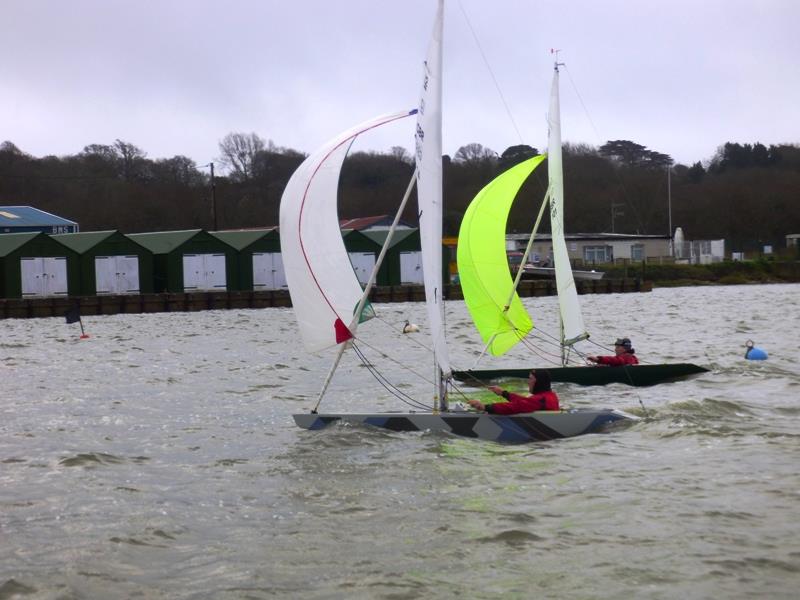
361,228 -> 424,285
341,229 -> 382,285
51,230 -> 154,295
0,232 -> 80,298
209,228 -> 285,291
126,230 -> 237,293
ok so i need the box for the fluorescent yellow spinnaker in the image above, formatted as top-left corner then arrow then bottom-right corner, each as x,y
457,154 -> 546,356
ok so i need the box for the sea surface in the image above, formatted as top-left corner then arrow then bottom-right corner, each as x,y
2,284 -> 799,599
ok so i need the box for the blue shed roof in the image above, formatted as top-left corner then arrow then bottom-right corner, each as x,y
0,206 -> 78,228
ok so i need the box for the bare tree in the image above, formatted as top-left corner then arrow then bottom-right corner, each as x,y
218,132 -> 266,181
453,143 -> 497,165
81,143 -> 118,161
153,155 -> 204,186
389,145 -> 412,164
114,139 -> 147,181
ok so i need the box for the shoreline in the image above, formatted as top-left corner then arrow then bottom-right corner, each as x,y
0,277 -> 651,320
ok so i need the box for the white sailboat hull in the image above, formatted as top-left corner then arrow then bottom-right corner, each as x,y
523,266 -> 605,280
293,409 -> 637,443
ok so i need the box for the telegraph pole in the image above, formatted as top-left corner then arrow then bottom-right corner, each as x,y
210,162 -> 217,231
201,162 -> 218,231
667,164 -> 673,257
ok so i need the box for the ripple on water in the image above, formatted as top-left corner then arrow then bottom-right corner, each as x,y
1,288 -> 799,598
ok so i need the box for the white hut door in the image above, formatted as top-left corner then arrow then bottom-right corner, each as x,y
21,257 -> 67,297
348,252 -> 375,285
95,255 -> 140,294
253,253 -> 287,290
400,251 -> 424,284
116,255 -> 140,293
183,254 -> 227,291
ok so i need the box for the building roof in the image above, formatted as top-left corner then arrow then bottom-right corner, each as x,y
50,231 -> 119,253
0,206 -> 77,228
361,228 -> 418,248
210,228 -> 277,250
127,230 -> 204,253
0,232 -> 43,256
339,215 -> 413,231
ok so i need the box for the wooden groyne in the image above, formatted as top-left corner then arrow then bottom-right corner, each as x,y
0,278 -> 650,320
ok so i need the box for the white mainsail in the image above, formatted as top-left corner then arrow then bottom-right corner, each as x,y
415,0 -> 451,382
548,63 -> 589,347
279,111 -> 415,353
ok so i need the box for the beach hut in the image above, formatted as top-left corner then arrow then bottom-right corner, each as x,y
360,228 -> 424,285
0,232 -> 80,298
126,230 -> 237,293
209,229 -> 285,290
341,229 -> 382,285
51,230 -> 154,295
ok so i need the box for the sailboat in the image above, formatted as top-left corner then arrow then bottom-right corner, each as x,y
283,0 -> 636,442
453,59 -> 708,387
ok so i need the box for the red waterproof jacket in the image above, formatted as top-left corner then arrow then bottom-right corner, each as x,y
595,353 -> 639,366
486,390 -> 560,414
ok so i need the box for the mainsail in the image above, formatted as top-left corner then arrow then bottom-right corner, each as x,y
548,63 -> 588,347
279,110 -> 416,353
457,155 -> 546,356
415,0 -> 451,383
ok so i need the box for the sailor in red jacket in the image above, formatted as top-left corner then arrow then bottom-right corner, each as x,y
587,337 -> 639,366
468,369 -> 559,414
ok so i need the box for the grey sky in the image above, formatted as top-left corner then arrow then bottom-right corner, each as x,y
2,0 -> 798,171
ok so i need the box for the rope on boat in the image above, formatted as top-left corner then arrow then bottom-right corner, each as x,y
351,341 -> 430,411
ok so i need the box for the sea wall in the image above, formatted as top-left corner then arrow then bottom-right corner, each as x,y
0,278 -> 650,320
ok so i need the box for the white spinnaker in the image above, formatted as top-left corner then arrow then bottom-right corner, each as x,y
415,0 -> 451,377
280,111 -> 415,353
548,64 -> 589,347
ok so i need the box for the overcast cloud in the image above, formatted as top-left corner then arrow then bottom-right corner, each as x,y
2,0 -> 798,170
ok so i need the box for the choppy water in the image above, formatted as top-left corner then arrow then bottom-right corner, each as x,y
2,284 -> 799,599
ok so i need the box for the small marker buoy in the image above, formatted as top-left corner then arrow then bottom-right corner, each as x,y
80,334 -> 90,339
744,339 -> 767,360
402,320 -> 419,334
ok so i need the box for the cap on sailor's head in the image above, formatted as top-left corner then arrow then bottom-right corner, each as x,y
614,337 -> 632,349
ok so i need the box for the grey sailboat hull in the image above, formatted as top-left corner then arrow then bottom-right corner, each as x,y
293,408 -> 637,443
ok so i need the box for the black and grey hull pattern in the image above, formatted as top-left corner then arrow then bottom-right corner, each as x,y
293,409 -> 637,443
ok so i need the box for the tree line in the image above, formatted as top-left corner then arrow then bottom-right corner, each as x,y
1,136 -> 798,253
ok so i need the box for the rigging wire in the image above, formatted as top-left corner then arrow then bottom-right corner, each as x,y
351,341 -> 431,411
354,335 -> 436,388
454,0 -> 549,193
456,0 -> 524,146
562,63 -> 662,233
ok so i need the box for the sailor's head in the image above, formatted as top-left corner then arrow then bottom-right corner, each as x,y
614,337 -> 633,353
529,369 -> 552,392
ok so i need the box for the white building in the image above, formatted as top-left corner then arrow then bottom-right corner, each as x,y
673,227 -> 726,264
505,232 -> 672,266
